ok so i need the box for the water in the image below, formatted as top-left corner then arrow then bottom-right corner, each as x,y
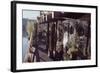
22,37 -> 29,62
